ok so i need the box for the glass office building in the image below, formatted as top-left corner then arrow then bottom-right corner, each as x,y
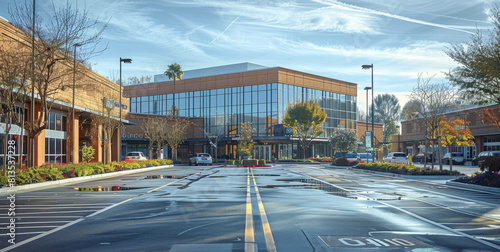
124,63 -> 357,160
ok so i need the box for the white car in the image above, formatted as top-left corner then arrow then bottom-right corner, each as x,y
125,152 -> 147,161
189,153 -> 213,166
383,152 -> 409,164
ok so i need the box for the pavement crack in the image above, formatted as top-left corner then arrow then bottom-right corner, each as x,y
301,229 -> 316,252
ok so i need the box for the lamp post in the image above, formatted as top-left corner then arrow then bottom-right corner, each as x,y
364,86 -> 371,162
72,43 -> 81,164
30,0 -> 36,167
119,58 -> 132,162
362,64 -> 374,161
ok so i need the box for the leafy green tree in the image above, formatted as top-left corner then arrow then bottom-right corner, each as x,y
329,130 -> 357,155
238,122 -> 254,158
445,5 -> 500,104
164,63 -> 184,115
283,101 -> 327,158
369,94 -> 401,123
383,119 -> 399,156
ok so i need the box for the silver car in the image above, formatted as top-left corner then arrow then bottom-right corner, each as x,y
189,153 -> 213,166
383,152 -> 408,164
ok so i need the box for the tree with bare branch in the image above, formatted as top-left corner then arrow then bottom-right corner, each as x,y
0,40 -> 31,171
204,125 -> 225,161
165,117 -> 193,161
8,1 -> 107,165
411,74 -> 456,171
140,116 -> 168,159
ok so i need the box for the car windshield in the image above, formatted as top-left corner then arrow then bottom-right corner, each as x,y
345,154 -> 357,158
452,153 -> 464,157
127,153 -> 139,156
359,154 -> 372,158
393,153 -> 407,157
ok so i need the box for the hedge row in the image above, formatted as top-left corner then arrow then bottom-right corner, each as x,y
0,159 -> 173,187
355,162 -> 463,176
227,159 -> 266,165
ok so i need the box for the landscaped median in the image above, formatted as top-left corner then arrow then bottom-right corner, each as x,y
0,159 -> 173,187
226,159 -> 272,167
353,162 -> 464,176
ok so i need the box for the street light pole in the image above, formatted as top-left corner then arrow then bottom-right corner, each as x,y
362,64 -> 374,161
72,43 -> 81,164
364,86 -> 371,162
119,58 -> 132,162
30,0 -> 35,167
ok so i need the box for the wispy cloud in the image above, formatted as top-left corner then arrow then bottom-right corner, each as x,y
314,0 -> 477,34
209,16 -> 240,45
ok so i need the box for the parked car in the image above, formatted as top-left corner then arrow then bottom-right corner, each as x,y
333,152 -> 347,158
345,153 -> 360,162
125,152 -> 147,161
412,152 -> 433,163
383,152 -> 409,164
474,151 -> 500,167
358,153 -> 373,162
442,152 -> 465,165
189,153 -> 213,166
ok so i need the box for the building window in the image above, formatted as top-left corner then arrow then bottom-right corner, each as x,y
45,138 -> 67,164
47,113 -> 67,132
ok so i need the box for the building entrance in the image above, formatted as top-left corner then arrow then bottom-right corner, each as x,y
253,145 -> 271,161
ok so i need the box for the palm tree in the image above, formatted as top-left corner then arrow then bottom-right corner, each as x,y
164,63 -> 184,115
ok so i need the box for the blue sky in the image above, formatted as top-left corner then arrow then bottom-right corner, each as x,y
0,0 -> 498,114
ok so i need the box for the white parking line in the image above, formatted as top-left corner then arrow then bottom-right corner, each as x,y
379,201 -> 500,251
0,173 -> 195,252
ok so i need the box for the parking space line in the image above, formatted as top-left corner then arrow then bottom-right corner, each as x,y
0,173 -> 195,252
251,168 -> 277,252
245,167 -> 256,252
379,201 -> 500,250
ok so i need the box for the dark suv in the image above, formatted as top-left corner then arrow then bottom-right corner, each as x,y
412,153 -> 433,163
474,151 -> 500,167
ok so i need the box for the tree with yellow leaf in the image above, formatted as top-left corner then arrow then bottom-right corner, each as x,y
439,119 -> 474,171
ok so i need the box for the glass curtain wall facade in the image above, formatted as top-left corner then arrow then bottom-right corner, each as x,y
129,83 -> 356,138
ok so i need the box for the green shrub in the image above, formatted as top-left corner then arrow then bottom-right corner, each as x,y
258,159 -> 266,165
242,159 -> 258,166
227,160 -> 235,165
355,162 -> 463,176
81,146 -> 95,163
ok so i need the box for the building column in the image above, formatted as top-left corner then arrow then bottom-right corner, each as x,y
34,130 -> 45,167
91,124 -> 102,163
111,128 -> 119,162
33,103 -> 45,167
68,111 -> 80,164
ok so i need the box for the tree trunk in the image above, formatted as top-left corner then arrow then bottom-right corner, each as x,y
449,145 -> 453,171
18,109 -> 24,167
438,137 -> 442,171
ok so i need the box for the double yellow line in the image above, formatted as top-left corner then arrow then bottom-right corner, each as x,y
245,167 -> 277,252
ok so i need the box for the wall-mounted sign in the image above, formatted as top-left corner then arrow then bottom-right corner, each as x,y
285,127 -> 293,135
104,98 -> 114,110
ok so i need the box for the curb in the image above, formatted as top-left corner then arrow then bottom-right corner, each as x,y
347,168 -> 465,180
446,180 -> 500,193
0,164 -> 174,194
